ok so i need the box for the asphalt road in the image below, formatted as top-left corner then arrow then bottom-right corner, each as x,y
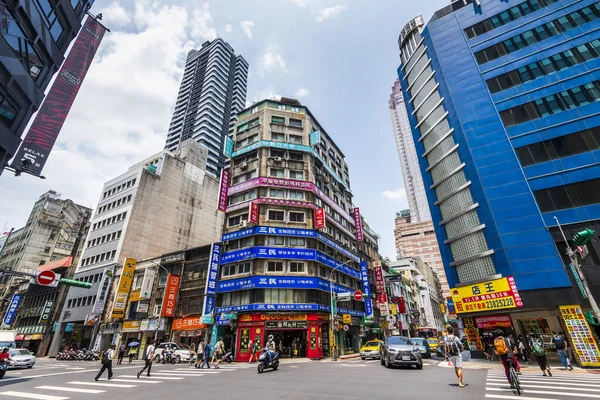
0,357 -> 598,399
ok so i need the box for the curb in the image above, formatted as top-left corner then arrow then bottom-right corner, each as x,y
339,354 -> 361,360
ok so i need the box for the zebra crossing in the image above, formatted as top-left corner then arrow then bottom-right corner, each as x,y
0,364 -> 253,400
486,369 -> 600,399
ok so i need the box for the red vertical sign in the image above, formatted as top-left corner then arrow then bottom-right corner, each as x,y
249,202 -> 259,225
374,262 -> 385,294
353,208 -> 363,241
217,169 -> 230,212
13,17 -> 107,175
314,208 -> 325,229
161,274 -> 180,317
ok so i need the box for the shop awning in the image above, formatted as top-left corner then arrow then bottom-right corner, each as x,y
15,335 -> 24,341
36,256 -> 72,272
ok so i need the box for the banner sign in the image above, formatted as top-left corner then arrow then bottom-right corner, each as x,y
451,276 -> 523,314
218,169 -> 230,212
219,275 -> 356,294
12,17 -> 107,175
353,208 -> 363,241
559,305 -> 600,367
205,244 -> 222,296
3,294 -> 22,326
173,316 -> 206,331
266,321 -> 308,329
111,259 -> 136,318
378,293 -> 389,316
92,267 -> 113,314
222,226 -> 359,263
161,274 -> 180,317
223,136 -> 234,158
228,177 -> 315,196
139,268 -> 155,300
474,315 -> 512,329
137,302 -> 149,313
220,246 -> 360,279
310,130 -> 321,145
314,208 -> 325,229
374,262 -> 385,294
249,202 -> 259,225
360,261 -> 374,317
84,314 -> 100,326
216,303 -> 364,317
39,300 -> 54,324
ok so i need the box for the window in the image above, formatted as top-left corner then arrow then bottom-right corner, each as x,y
222,264 -> 236,277
267,236 -> 285,245
0,89 -> 20,127
289,170 -> 304,180
289,152 -> 303,161
291,107 -> 300,112
290,262 -> 305,273
277,105 -> 286,111
534,177 -> 600,212
271,132 -> 285,141
267,261 -> 284,272
228,213 -> 249,227
271,116 -> 285,124
289,135 -> 303,144
515,127 -> 600,166
289,237 -> 305,246
289,118 -> 303,127
269,168 -> 285,178
268,210 -> 285,221
269,189 -> 285,198
238,262 -> 251,274
270,149 -> 284,158
289,190 -> 305,200
289,211 -> 305,223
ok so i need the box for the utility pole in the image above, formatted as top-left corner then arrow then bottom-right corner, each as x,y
554,216 -> 600,322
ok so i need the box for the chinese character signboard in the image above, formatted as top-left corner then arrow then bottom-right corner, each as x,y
12,17 -> 107,176
223,136 -> 234,158
374,261 -> 385,294
3,294 -> 22,326
161,274 -> 180,317
265,321 -> 308,329
451,276 -> 523,314
173,316 -> 206,331
39,300 -> 54,324
111,259 -> 136,318
92,267 -> 113,314
560,305 -> 600,367
314,208 -> 325,230
139,268 -> 155,300
310,131 -> 321,146
217,169 -> 230,212
353,208 -> 363,241
202,243 -> 222,319
474,315 -> 512,329
360,261 -> 374,317
249,202 -> 259,225
378,293 -> 389,316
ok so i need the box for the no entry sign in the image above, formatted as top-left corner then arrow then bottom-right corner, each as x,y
354,290 -> 363,301
36,270 -> 56,286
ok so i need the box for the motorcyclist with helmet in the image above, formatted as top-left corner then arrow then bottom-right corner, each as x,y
266,335 -> 276,364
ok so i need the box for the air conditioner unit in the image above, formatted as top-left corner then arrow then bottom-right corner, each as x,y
240,162 -> 248,170
239,221 -> 248,228
273,156 -> 283,162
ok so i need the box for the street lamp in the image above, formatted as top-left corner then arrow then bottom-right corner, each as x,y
330,259 -> 354,361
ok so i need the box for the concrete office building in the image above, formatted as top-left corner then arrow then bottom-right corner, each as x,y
218,97 -> 380,360
0,0 -> 95,175
164,39 -> 249,177
397,0 -> 600,345
49,139 -> 224,355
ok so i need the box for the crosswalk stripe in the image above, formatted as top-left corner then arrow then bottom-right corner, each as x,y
0,392 -> 69,400
35,386 -> 106,394
487,377 -> 600,388
149,372 -> 205,376
119,375 -> 184,380
487,374 -> 600,383
486,394 -> 557,400
487,381 -> 600,392
487,386 -> 600,398
108,379 -> 160,384
67,381 -> 137,388
159,370 -> 228,374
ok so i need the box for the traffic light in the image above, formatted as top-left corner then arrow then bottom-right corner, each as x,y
59,278 -> 92,289
572,229 -> 596,246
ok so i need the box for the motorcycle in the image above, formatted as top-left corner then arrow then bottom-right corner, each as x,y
257,347 -> 279,373
222,351 -> 233,363
0,359 -> 12,379
160,351 -> 177,364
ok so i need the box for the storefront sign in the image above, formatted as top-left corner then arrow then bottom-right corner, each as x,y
111,258 -> 136,318
474,315 -> 512,329
560,305 -> 600,367
221,226 -> 359,263
161,274 -> 180,317
205,244 -> 221,297
451,276 -> 523,314
147,319 -> 158,331
39,300 -> 54,324
137,301 -> 149,313
217,304 -> 364,317
173,316 -> 206,331
314,208 -> 325,229
130,290 -> 141,302
3,294 -> 22,326
123,320 -> 142,332
353,208 -> 363,241
310,130 -> 321,145
223,136 -> 234,158
140,319 -> 150,331
218,169 -> 230,212
265,321 -> 308,329
218,275 -> 355,295
139,268 -> 156,300
249,202 -> 259,225
216,315 -> 231,326
359,261 -> 374,317
83,314 -> 98,327
100,322 -> 120,334
378,293 -> 389,316
92,267 -> 113,315
374,262 -> 384,294
342,314 -> 351,324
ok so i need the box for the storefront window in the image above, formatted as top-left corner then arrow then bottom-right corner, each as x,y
239,328 -> 250,353
519,318 -> 553,350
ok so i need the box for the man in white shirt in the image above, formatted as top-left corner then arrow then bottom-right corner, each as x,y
95,344 -> 115,381
137,340 -> 156,378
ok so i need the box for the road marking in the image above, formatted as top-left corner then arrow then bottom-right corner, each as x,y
65,368 -> 86,370
487,374 -> 600,383
0,392 -> 69,400
486,386 -> 600,398
35,386 -> 106,394
487,377 -> 600,387
486,394 -> 557,400
289,366 -> 299,368
119,375 -> 184,380
162,369 -> 231,373
487,381 -> 600,392
149,372 -> 205,376
67,381 -> 137,388
108,378 -> 160,384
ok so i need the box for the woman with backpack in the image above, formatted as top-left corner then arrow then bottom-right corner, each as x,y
529,333 -> 552,376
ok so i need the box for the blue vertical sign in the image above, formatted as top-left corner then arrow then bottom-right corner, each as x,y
223,136 -> 234,158
3,294 -> 22,326
360,261 -> 374,318
203,243 -> 222,317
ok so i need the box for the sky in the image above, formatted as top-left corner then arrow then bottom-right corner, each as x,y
0,0 -> 447,259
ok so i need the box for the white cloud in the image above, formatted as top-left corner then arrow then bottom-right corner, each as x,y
240,20 -> 255,40
254,87 -> 281,102
258,44 -> 287,78
316,5 -> 346,22
100,1 -> 131,27
381,188 -> 407,202
224,23 -> 233,33
190,3 -> 217,42
295,88 -> 309,97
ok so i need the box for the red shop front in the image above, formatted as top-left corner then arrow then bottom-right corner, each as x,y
235,313 -> 328,361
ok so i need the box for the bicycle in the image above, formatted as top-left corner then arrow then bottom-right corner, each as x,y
508,358 -> 522,396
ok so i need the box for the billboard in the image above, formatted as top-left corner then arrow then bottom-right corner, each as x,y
451,276 -> 523,314
560,305 -> 600,367
249,202 -> 259,225
92,267 -> 113,314
139,268 -> 155,300
3,294 -> 22,326
217,169 -> 230,212
12,17 -> 107,176
353,208 -> 363,241
314,208 -> 325,229
111,258 -> 136,318
223,136 -> 234,158
161,274 -> 181,317
373,261 -> 384,294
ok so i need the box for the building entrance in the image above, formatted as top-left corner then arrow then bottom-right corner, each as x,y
265,326 -> 307,358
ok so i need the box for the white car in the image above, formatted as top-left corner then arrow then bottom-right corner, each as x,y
153,342 -> 191,363
8,349 -> 35,369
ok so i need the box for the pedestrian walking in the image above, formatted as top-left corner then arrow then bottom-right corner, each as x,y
199,341 -> 211,369
518,335 -> 529,363
529,333 -> 551,376
213,337 -> 225,369
249,340 -> 259,363
552,331 -> 573,370
137,340 -> 156,378
128,345 -> 138,364
117,343 -> 126,365
444,326 -> 466,388
195,341 -> 204,368
95,344 -> 115,381
189,343 -> 197,365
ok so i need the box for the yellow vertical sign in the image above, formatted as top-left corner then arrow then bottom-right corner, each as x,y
559,305 -> 600,367
111,258 -> 136,318
390,303 -> 398,315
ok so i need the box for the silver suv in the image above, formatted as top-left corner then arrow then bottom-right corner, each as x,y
379,336 -> 423,369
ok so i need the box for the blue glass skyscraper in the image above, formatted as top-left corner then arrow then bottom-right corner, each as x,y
396,0 -> 600,318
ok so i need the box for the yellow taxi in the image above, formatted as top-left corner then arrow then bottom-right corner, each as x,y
427,339 -> 439,352
360,339 -> 383,360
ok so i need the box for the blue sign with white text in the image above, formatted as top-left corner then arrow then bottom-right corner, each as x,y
205,243 -> 222,296
3,294 -> 22,326
365,300 -> 373,318
218,275 -> 355,294
216,303 -> 364,317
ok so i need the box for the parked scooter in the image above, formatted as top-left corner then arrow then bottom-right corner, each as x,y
257,347 -> 279,373
221,351 -> 233,363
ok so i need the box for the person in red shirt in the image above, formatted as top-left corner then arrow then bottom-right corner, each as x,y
0,348 -> 11,362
